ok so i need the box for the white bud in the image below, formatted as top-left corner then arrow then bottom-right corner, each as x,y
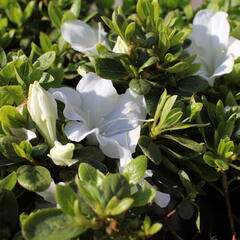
27,81 -> 57,147
48,141 -> 78,166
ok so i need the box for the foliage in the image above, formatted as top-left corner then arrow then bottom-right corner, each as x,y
0,0 -> 240,240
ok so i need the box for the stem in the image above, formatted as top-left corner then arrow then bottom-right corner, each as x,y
222,172 -> 237,240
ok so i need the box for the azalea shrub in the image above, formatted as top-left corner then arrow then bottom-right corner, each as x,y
1,0 -> 240,239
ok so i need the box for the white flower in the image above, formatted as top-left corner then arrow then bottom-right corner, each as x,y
113,36 -> 129,54
49,72 -> 147,161
61,20 -> 107,55
187,9 -> 240,86
48,141 -> 78,167
27,81 -> 57,147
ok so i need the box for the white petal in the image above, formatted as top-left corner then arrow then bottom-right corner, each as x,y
76,73 -> 119,127
228,36 -> 240,59
212,55 -> 234,78
65,121 -> 97,142
96,133 -> 126,159
188,9 -> 230,78
155,191 -> 171,208
110,126 -> 141,154
49,87 -> 85,122
192,10 -> 229,47
99,89 -> 146,137
61,20 -> 98,54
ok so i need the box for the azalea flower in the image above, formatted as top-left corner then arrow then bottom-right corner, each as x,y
49,73 -> 147,163
27,81 -> 57,147
48,141 -> 78,167
61,20 -> 107,55
187,9 -> 240,86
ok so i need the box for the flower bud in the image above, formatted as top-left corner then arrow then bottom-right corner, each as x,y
48,141 -> 78,166
27,81 -> 57,147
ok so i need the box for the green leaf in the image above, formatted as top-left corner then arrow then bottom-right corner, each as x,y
55,184 -> 77,216
33,51 -> 56,71
105,197 -> 134,215
139,57 -> 159,71
97,0 -> 114,8
165,62 -> 189,73
70,0 -> 81,18
132,188 -> 156,207
0,136 -> 21,160
214,159 -> 229,170
138,136 -> 162,164
17,165 -> 51,192
162,135 -> 205,153
77,181 -> 102,209
163,109 -> 183,128
158,95 -> 177,127
178,170 -> 193,194
5,2 -> 23,27
0,47 -> 7,68
0,172 -> 17,190
129,79 -> 151,95
78,163 -> 104,186
125,22 -> 136,41
76,146 -> 105,162
178,76 -> 209,93
177,200 -> 195,220
23,1 -> 35,22
101,16 -> 115,32
40,32 -> 52,52
48,2 -> 62,28
95,58 -> 129,80
102,174 -> 130,203
0,189 -> 18,230
0,85 -> 25,107
22,209 -> 87,240
203,152 -> 218,167
123,155 -> 147,184
0,105 -> 25,128
12,141 -> 32,160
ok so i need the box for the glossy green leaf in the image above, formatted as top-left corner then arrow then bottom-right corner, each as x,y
123,155 -> 147,184
95,58 -> 128,80
129,79 -> 151,95
17,165 -> 51,192
22,209 -> 87,240
33,51 -> 56,71
78,163 -> 104,186
102,174 -> 130,203
132,188 -> 156,207
0,105 -> 25,128
55,184 -> 77,216
138,136 -> 162,164
0,172 -> 17,190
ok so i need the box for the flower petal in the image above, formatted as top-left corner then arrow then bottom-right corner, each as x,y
65,121 -> 97,142
228,36 -> 240,59
76,73 -> 119,127
191,10 -> 229,48
155,191 -> 171,208
212,55 -> 234,78
96,133 -> 127,159
49,87 -> 85,122
188,9 -> 230,79
61,20 -> 98,54
99,89 -> 146,137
